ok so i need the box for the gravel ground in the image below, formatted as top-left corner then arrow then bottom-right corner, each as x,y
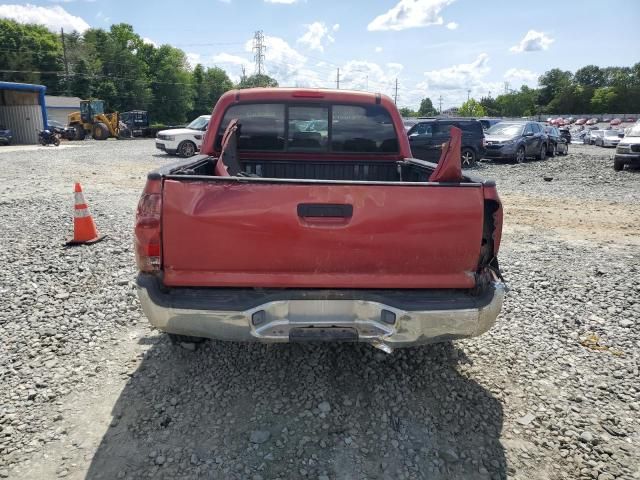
0,140 -> 638,480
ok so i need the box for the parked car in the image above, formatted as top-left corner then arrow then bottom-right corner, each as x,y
135,88 -> 505,351
155,115 -> 211,157
614,123 -> 640,171
559,127 -> 572,145
595,129 -> 622,147
575,118 -> 587,125
407,118 -> 485,166
478,118 -> 502,130
588,130 -> 605,145
544,126 -> 569,156
586,117 -> 599,126
609,118 -> 622,126
402,118 -> 419,132
483,121 -> 548,163
0,125 -> 13,145
47,119 -> 76,140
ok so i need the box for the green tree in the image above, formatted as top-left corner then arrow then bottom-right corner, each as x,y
458,98 -> 486,117
417,97 -> 437,116
238,73 -> 278,88
538,68 -> 573,107
148,45 -> 193,124
398,107 -> 417,117
574,65 -> 605,88
591,87 -> 618,113
0,19 -> 63,93
479,96 -> 500,117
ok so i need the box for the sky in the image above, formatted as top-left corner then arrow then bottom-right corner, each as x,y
1,0 -> 639,109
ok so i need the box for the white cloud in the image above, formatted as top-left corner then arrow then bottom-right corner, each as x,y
142,37 -> 157,47
446,21 -> 458,30
510,30 -> 554,53
186,52 -> 202,67
421,53 -> 490,90
367,0 -> 455,31
504,68 -> 539,86
406,53 -> 502,109
298,22 -> 335,52
332,23 -> 340,31
0,3 -> 90,32
339,61 -> 403,93
375,46 -> 383,53
212,52 -> 252,67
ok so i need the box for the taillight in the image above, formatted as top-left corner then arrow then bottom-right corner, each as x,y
135,179 -> 162,272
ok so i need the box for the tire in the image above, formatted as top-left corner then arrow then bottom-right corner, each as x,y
178,140 -> 196,157
548,142 -> 556,157
71,124 -> 85,141
168,333 -> 206,349
460,148 -> 477,167
613,160 -> 624,171
537,143 -> 547,160
515,146 -> 526,164
53,136 -> 60,147
92,122 -> 109,140
39,139 -> 47,146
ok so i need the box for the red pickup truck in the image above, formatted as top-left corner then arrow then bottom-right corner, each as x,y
135,88 -> 504,352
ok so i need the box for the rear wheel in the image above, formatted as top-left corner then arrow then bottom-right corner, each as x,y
92,122 -> 109,140
460,148 -> 477,167
537,143 -> 547,160
71,124 -> 85,141
53,136 -> 60,147
613,160 -> 624,171
178,140 -> 196,157
515,146 -> 526,163
548,142 -> 557,157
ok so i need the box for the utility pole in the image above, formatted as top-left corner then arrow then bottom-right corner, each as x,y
504,81 -> 510,94
60,28 -> 69,94
467,89 -> 471,102
365,75 -> 368,91
393,78 -> 398,104
438,95 -> 443,114
252,30 -> 266,76
336,68 -> 340,89
241,65 -> 246,83
488,90 -> 491,99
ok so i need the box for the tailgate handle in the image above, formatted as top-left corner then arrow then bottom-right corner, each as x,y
297,203 -> 353,218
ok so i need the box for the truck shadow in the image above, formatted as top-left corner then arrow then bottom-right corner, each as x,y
85,339 -> 506,480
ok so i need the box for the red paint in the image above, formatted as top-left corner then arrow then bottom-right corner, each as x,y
142,89 -> 503,289
161,179 -> 485,288
428,126 -> 462,183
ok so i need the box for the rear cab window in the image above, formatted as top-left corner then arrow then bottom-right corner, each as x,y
217,103 -> 398,154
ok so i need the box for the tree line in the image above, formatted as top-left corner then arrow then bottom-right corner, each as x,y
402,64 -> 640,118
2,19 -> 639,123
0,19 -> 277,125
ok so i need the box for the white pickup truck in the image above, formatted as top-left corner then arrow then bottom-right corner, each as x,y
155,115 -> 210,157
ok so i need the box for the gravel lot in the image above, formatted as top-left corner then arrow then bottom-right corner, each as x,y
0,140 -> 638,480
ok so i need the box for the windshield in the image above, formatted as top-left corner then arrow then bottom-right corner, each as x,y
486,123 -> 523,136
626,125 -> 640,137
187,116 -> 210,130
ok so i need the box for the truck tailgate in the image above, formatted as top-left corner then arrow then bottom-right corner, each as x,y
161,179 -> 484,289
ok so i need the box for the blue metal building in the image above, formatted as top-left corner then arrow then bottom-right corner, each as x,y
0,82 -> 48,145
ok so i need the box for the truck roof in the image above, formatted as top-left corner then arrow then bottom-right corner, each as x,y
201,87 -> 410,159
220,88 -> 392,105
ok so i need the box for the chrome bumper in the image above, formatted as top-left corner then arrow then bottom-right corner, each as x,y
137,280 -> 504,349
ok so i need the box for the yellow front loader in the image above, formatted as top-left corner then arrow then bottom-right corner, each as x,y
68,100 -> 120,140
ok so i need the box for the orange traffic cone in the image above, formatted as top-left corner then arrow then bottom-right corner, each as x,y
66,183 -> 105,245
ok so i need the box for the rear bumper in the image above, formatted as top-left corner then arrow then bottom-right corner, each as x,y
136,274 -> 505,349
